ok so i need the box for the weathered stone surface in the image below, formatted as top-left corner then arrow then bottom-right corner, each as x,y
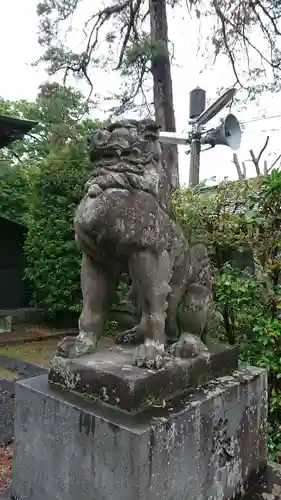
56,119 -> 215,368
48,343 -> 238,412
12,366 -> 267,500
0,488 -> 10,499
10,465 -> 281,500
242,463 -> 281,500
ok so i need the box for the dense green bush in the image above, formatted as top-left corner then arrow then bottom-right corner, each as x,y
0,85 -> 102,315
214,263 -> 263,344
173,171 -> 281,462
0,162 -> 34,223
24,140 -> 93,313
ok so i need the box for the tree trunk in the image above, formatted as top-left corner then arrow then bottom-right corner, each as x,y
149,0 -> 179,195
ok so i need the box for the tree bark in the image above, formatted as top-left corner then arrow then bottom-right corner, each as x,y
149,0 -> 179,194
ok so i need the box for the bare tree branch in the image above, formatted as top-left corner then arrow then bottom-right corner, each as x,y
255,0 -> 281,36
249,135 -> 269,176
249,150 -> 261,176
213,0 -> 242,87
234,136 -> 275,179
257,135 -> 270,163
201,0 -> 281,95
116,0 -> 142,69
85,0 -> 132,61
269,152 -> 281,171
242,160 -> 246,178
233,152 -> 245,179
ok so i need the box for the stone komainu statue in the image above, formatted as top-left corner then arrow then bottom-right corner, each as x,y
57,119 -> 214,368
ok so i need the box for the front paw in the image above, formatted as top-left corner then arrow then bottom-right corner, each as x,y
56,335 -> 97,358
133,340 -> 165,370
169,333 -> 209,359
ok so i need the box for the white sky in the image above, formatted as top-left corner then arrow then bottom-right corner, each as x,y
1,0 -> 281,186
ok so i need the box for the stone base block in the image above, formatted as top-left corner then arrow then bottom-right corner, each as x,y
48,343 -> 238,412
12,366 -> 267,500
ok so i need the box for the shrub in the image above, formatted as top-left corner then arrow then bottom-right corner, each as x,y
173,172 -> 281,462
0,163 -> 32,223
25,140 -> 92,313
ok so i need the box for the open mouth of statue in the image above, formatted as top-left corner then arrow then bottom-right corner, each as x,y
90,147 -> 117,160
89,144 -> 142,162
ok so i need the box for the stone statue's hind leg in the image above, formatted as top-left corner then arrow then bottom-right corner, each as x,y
117,250 -> 172,369
165,273 -> 188,344
164,248 -> 191,344
56,253 -> 118,358
166,280 -> 210,358
168,244 -> 212,359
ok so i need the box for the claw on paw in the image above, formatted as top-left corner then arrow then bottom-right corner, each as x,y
133,340 -> 165,370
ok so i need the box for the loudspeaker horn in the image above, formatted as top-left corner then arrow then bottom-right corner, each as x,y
203,113 -> 242,151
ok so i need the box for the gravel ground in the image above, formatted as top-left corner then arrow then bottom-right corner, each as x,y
0,324 -> 77,345
0,381 -> 15,446
0,445 -> 13,492
0,359 -> 47,446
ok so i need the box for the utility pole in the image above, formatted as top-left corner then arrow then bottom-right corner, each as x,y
188,87 -> 206,188
159,87 -> 241,188
189,136 -> 201,187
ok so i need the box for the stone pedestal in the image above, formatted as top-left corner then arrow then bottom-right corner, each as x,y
12,366 -> 267,500
48,344 -> 238,412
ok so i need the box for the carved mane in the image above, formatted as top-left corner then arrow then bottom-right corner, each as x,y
85,119 -> 170,212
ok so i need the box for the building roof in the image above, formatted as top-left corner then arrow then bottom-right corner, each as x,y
0,115 -> 38,149
0,213 -> 26,230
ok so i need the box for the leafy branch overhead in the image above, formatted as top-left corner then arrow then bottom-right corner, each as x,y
36,0 -> 165,114
0,82 -> 96,165
206,0 -> 281,94
36,0 -> 179,193
36,0 -> 281,109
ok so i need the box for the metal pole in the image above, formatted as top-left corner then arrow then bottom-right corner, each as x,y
189,135 -> 201,187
